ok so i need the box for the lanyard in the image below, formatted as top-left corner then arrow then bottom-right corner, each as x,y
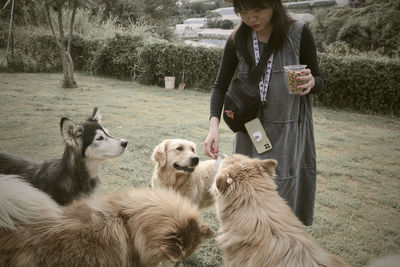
252,30 -> 274,104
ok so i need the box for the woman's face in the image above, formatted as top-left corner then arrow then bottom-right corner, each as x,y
239,8 -> 273,32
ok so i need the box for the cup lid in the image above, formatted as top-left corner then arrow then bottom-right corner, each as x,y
283,65 -> 307,71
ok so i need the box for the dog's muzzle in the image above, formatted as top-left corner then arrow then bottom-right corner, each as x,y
173,163 -> 195,173
173,156 -> 199,173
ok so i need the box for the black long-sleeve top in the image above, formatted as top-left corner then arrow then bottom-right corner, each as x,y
210,24 -> 323,120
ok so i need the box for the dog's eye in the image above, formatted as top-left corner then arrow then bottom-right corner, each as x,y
96,136 -> 104,141
176,146 -> 183,151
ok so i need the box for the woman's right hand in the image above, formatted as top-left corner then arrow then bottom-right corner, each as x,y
204,117 -> 220,159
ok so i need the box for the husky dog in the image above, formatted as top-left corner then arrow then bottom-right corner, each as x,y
0,174 -> 215,267
0,108 -> 127,205
212,154 -> 349,267
151,139 -> 217,209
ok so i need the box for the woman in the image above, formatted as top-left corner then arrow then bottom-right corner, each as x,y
204,0 -> 323,226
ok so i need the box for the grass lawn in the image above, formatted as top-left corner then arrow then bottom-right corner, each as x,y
0,72 -> 399,266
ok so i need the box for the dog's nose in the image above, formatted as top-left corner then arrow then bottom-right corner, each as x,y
190,156 -> 199,167
121,140 -> 128,148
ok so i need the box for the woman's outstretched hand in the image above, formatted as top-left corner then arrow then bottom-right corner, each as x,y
204,117 -> 220,159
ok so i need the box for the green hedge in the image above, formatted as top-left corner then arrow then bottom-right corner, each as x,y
137,42 -> 221,89
310,0 -> 400,57
6,34 -> 90,72
88,34 -> 147,79
137,43 -> 399,115
4,34 -> 399,116
317,53 -> 400,115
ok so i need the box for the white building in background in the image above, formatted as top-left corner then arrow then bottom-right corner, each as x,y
213,7 -> 241,25
186,0 -> 210,2
176,2 -> 336,48
196,28 -> 233,47
175,24 -> 203,39
175,7 -> 238,45
175,18 -> 205,38
183,18 -> 207,26
289,12 -> 315,23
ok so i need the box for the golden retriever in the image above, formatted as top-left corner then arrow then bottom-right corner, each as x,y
211,154 -> 350,267
0,174 -> 214,267
151,139 -> 216,209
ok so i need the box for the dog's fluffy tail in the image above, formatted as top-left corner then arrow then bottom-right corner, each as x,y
0,149 -> 41,179
0,174 -> 61,230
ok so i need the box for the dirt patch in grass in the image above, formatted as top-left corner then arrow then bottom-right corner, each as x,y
0,72 -> 399,266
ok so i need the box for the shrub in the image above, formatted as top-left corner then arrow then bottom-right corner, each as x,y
322,41 -> 383,58
2,52 -> 25,72
317,53 -> 400,115
218,19 -> 234,29
8,33 -> 91,73
205,10 -> 222,28
137,42 -> 221,89
0,21 -> 8,48
18,34 -> 61,72
88,34 -> 149,79
310,0 -> 400,57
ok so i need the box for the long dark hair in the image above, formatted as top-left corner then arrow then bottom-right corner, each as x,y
232,0 -> 293,67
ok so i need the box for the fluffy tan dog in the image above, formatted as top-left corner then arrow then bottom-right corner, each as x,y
212,154 -> 350,267
151,139 -> 216,209
0,175 -> 214,267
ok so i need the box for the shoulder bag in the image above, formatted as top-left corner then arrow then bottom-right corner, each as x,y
223,38 -> 273,133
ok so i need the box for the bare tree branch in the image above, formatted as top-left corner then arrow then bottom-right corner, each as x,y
57,8 -> 65,50
6,0 -> 14,56
45,3 -> 62,49
2,0 -> 10,10
67,2 -> 77,55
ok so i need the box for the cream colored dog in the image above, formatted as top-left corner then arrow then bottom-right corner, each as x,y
212,154 -> 350,267
0,175 -> 214,267
151,139 -> 216,209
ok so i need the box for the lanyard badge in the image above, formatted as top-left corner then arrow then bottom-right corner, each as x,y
246,31 -> 274,154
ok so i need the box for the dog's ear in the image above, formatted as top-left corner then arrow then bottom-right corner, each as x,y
216,174 -> 233,194
160,218 -> 214,263
151,140 -> 170,167
160,242 -> 183,264
200,224 -> 215,239
260,159 -> 277,177
192,142 -> 198,154
88,107 -> 102,123
186,218 -> 214,240
60,118 -> 81,145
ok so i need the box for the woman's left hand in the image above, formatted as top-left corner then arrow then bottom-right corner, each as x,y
297,69 -> 315,96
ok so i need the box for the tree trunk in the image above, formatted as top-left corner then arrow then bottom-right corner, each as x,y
45,3 -> 77,88
57,8 -> 77,88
